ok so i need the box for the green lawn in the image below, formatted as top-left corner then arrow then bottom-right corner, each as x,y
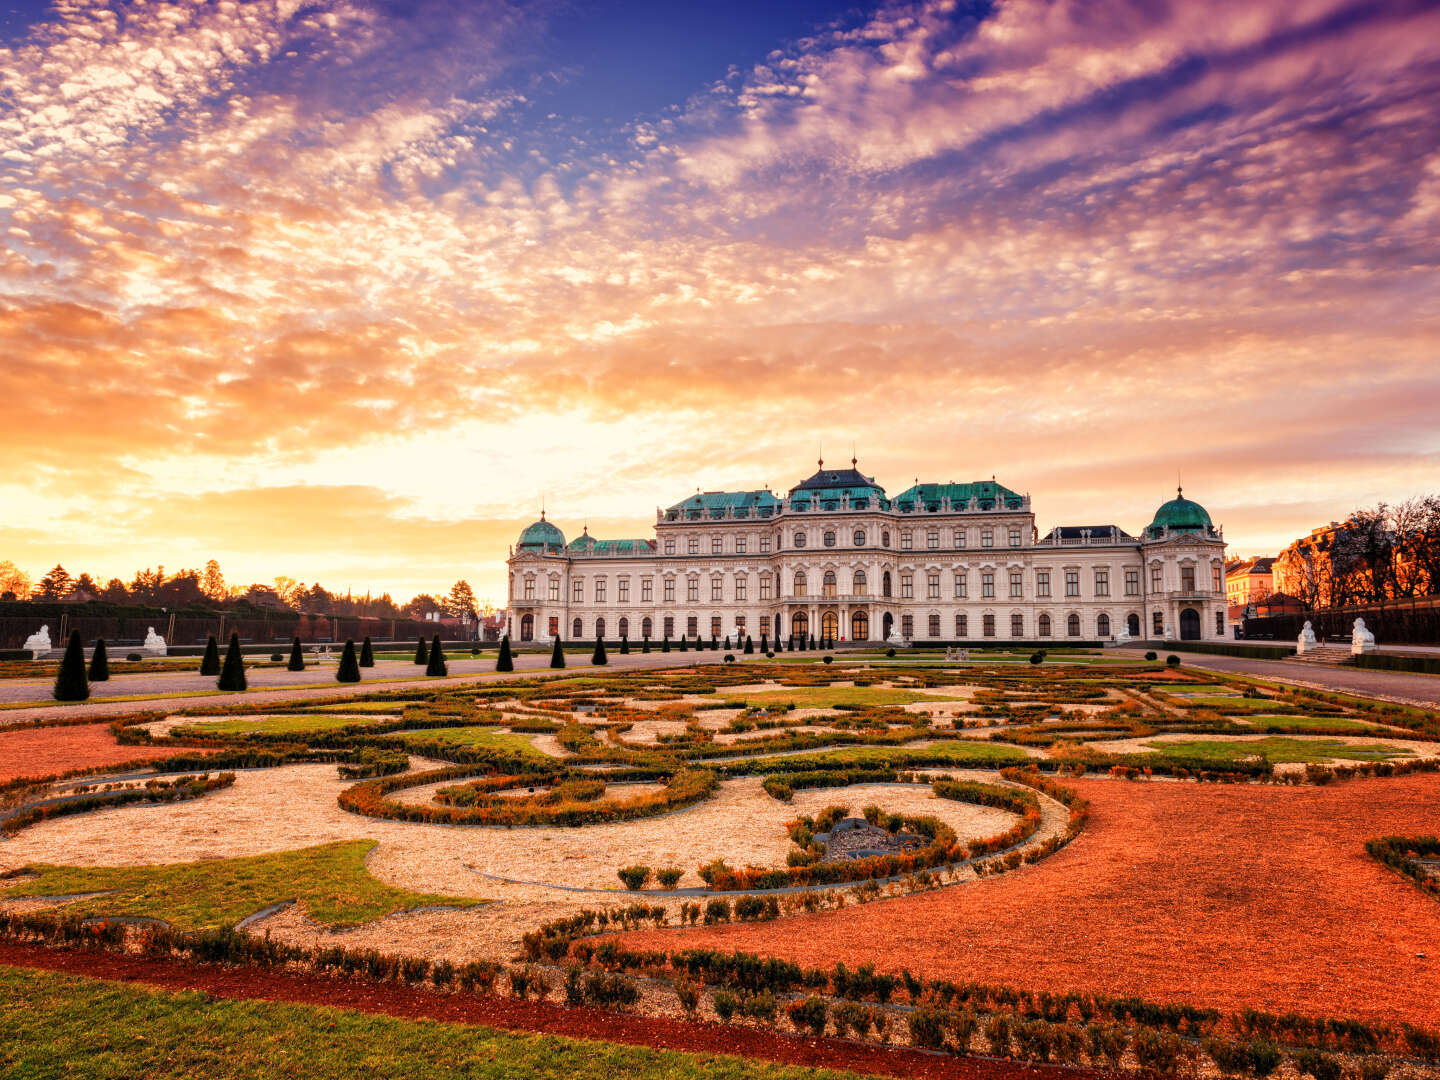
1237,715 -> 1378,733
0,967 -> 877,1080
719,686 -> 966,709
396,727 -> 546,757
0,841 -> 486,931
1140,736 -> 1410,766
751,739 -> 1032,770
311,701 -> 413,713
171,713 -> 388,737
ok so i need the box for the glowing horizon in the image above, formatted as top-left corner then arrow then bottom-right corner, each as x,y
3,0 -> 1438,607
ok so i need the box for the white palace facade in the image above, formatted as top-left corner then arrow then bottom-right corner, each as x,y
504,463 -> 1228,647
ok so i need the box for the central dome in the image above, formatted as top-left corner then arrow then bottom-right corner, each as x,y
1146,488 -> 1213,537
517,515 -> 565,553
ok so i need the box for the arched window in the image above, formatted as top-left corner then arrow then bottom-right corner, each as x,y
642,616 -> 653,638
882,570 -> 892,598
520,613 -> 534,641
822,571 -> 837,597
793,530 -> 807,549
794,571 -> 807,597
1038,613 -> 1051,637
821,611 -> 838,641
824,530 -> 836,548
882,530 -> 890,546
1127,613 -> 1140,637
572,618 -> 583,639
595,617 -> 606,639
618,617 -> 629,639
851,610 -> 869,640
853,529 -> 866,546
791,611 -> 809,639
853,569 -> 867,595
1096,613 -> 1111,638
1067,613 -> 1081,637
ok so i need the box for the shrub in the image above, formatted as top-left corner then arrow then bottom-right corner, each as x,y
87,638 -> 110,682
617,865 -> 651,890
414,635 -> 428,665
1134,1028 -> 1185,1073
495,634 -> 513,672
886,648 -> 896,657
199,635 -> 221,675
661,634 -> 670,652
1294,1050 -> 1342,1080
675,977 -> 700,1016
287,637 -> 305,671
620,636 -> 629,655
713,990 -> 738,1021
336,639 -> 361,683
592,634 -> 608,666
985,1014 -> 1012,1055
656,867 -> 683,889
766,652 -> 774,659
1088,1025 -> 1129,1068
359,636 -> 374,667
833,1001 -> 872,1038
741,991 -> 778,1022
126,653 -> 143,662
426,635 -> 447,676
1145,650 -> 1158,661
217,632 -> 246,692
582,971 -> 638,1008
724,654 -> 736,664
269,653 -> 283,662
1029,652 -> 1043,665
1166,654 -> 1181,668
678,635 -> 687,652
703,897 -> 731,924
788,995 -> 828,1036
823,655 -> 833,664
744,635 -> 754,654
909,1005 -> 948,1049
53,630 -> 89,702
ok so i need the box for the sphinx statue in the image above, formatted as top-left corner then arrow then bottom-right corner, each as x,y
143,626 -> 168,656
1297,620 -> 1317,654
1350,617 -> 1376,656
23,624 -> 51,658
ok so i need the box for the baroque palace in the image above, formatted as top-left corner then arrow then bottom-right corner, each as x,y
504,462 -> 1227,646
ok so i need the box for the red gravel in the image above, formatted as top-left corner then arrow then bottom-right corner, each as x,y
0,941 -> 1130,1080
0,723 -> 199,782
620,773 -> 1440,1027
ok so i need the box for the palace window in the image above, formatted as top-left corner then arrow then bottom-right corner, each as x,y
955,572 -> 968,599
523,578 -> 535,600
664,616 -> 674,637
1011,613 -> 1024,637
853,529 -> 866,546
956,613 -> 967,636
928,614 -> 941,637
1094,570 -> 1109,597
1010,570 -> 1023,598
1038,613 -> 1052,636
736,536 -> 746,554
1097,613 -> 1111,637
794,531 -> 807,549
642,616 -> 652,638
664,579 -> 675,603
712,537 -> 723,555
711,576 -> 723,602
927,530 -> 939,550
824,531 -> 836,548
1009,527 -> 1022,547
882,571 -> 892,597
736,615 -> 746,632
927,572 -> 940,599
901,531 -> 913,550
981,529 -> 994,548
902,615 -> 914,638
1065,570 -> 1080,597
735,575 -> 747,601
982,571 -> 995,598
823,571 -> 837,598
549,616 -> 559,637
549,577 -> 560,602
1125,570 -> 1139,596
573,579 -> 584,602
687,616 -> 698,636
853,569 -> 867,595
1068,613 -> 1081,637
1037,570 -> 1051,597
1152,566 -> 1163,592
618,617 -> 629,638
1153,611 -> 1164,635
882,531 -> 891,546
641,578 -> 653,603
794,571 -> 807,597
595,579 -> 606,603
954,528 -> 966,548
664,538 -> 675,555
760,536 -> 771,554
688,537 -> 699,555
760,575 -> 772,600
983,614 -> 996,637
573,618 -> 583,638
1181,565 -> 1196,592
596,617 -> 606,639
900,574 -> 914,599
761,616 -> 771,637
1216,611 -> 1225,635
1212,565 -> 1222,591
711,616 -> 722,637
687,578 -> 699,603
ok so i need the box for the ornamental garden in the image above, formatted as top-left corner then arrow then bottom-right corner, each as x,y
2,650 -> 1439,1079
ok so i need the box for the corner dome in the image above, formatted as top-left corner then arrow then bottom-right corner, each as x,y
1146,487 -> 1213,538
517,515 -> 565,553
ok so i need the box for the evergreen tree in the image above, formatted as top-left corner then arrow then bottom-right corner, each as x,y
759,633 -> 768,653
414,635 -> 428,665
642,636 -> 650,653
744,635 -> 754,654
359,636 -> 374,667
336,639 -> 361,682
88,638 -> 110,682
810,634 -> 817,650
199,635 -> 221,676
426,634 -> 447,676
217,633 -> 247,692
592,633 -> 608,666
549,635 -> 565,668
723,635 -> 731,650
678,634 -> 687,652
497,635 -> 514,672
619,635 -> 629,655
661,634 -> 670,653
53,630 -> 89,701
711,634 -> 718,650
287,636 -> 305,671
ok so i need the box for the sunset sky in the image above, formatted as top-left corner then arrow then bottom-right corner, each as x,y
3,0 -> 1438,607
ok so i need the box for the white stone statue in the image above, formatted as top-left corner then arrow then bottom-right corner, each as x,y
1115,626 -> 1132,646
886,627 -> 907,648
1297,620 -> 1317,654
142,626 -> 168,656
1351,617 -> 1376,655
23,624 -> 51,658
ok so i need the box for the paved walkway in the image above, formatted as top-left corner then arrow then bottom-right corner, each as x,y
1115,648 -> 1440,709
0,652 -> 723,725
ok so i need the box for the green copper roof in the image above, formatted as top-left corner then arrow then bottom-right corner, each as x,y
893,480 -> 1022,512
567,533 -> 656,554
1146,488 -> 1214,537
664,490 -> 781,520
787,466 -> 887,509
517,517 -> 565,552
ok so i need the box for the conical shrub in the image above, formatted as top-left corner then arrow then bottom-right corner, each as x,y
88,638 -> 110,681
642,636 -> 650,653
759,633 -> 768,653
287,637 -> 305,671
744,635 -> 753,655
661,634 -> 669,653
497,634 -> 514,672
359,636 -> 374,667
217,633 -> 246,692
619,636 -> 629,655
723,635 -> 731,650
426,634 -> 447,676
592,634 -> 608,666
678,634 -> 687,652
711,635 -> 718,651
53,630 -> 89,701
414,635 -> 428,665
199,635 -> 221,676
550,635 -> 565,669
336,639 -> 361,682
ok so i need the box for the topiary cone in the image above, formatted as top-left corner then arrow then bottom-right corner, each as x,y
661,634 -> 669,653
336,639 -> 361,682
620,635 -> 629,655
496,634 -> 514,672
88,638 -> 110,682
217,632 -> 246,691
426,634 -> 447,676
592,633 -> 608,666
287,636 -> 305,671
550,635 -> 565,669
414,635 -> 428,665
199,635 -> 221,676
359,636 -> 374,667
744,635 -> 753,655
53,630 -> 89,701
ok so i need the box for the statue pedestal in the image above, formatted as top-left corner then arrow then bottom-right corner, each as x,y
1350,618 -> 1377,656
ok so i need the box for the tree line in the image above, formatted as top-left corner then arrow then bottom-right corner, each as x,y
1276,495 -> 1440,610
0,558 -> 483,621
